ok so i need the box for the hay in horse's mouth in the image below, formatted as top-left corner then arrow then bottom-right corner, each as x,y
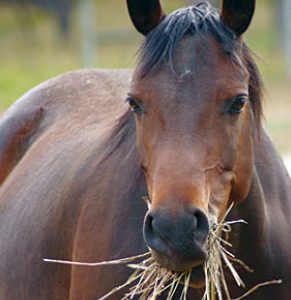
44,205 -> 282,300
114,208 -> 248,300
90,208 -> 253,300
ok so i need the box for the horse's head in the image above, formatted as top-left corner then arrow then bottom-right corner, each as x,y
127,0 -> 260,286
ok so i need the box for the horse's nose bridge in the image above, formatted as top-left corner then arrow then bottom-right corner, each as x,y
149,155 -> 209,211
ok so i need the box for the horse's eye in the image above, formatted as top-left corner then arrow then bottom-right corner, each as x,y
227,95 -> 248,115
126,97 -> 143,114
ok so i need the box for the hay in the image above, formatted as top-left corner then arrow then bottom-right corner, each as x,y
44,204 -> 282,299
203,205 -> 247,300
120,259 -> 191,300
44,252 -> 150,267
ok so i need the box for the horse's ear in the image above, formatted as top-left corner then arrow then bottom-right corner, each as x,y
221,0 -> 255,36
126,0 -> 166,35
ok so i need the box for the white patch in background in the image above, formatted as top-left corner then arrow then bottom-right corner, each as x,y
284,156 -> 291,176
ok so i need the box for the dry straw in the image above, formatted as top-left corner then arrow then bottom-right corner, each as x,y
44,204 -> 282,299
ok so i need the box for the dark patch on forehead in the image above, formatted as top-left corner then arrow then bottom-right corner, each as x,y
138,2 -> 240,77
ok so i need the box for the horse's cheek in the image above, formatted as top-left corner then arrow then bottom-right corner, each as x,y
207,170 -> 234,218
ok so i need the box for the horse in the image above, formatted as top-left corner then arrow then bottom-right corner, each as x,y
0,0 -> 291,299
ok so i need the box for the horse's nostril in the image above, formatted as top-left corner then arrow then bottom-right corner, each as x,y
144,213 -> 154,237
192,208 -> 209,242
143,213 -> 168,255
193,214 -> 198,229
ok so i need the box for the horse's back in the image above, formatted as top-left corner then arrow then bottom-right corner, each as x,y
0,68 -> 133,299
0,68 -> 131,185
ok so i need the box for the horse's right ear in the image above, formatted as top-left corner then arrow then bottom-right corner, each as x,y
221,0 -> 255,36
126,0 -> 166,35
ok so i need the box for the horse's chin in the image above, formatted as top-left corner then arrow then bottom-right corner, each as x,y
149,249 -> 206,289
189,265 -> 205,288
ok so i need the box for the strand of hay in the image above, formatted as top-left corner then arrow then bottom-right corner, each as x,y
43,252 -> 151,267
44,204 -> 282,299
232,280 -> 282,300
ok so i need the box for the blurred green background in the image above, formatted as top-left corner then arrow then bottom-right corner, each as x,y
0,0 -> 290,155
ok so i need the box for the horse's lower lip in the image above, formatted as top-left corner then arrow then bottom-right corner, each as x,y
189,265 -> 205,288
149,247 -> 207,273
149,247 -> 206,288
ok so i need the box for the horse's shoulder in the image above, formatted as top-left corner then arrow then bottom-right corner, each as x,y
0,102 -> 44,185
0,68 -> 132,186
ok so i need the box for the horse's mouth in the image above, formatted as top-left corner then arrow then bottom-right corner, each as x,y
150,246 -> 206,268
149,247 -> 206,288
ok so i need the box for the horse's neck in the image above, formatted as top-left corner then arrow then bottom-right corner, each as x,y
253,129 -> 291,227
230,129 -> 291,281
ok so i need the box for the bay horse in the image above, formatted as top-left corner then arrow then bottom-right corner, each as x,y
0,0 -> 291,299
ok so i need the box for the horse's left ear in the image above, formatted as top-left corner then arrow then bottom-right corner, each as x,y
221,0 -> 255,36
126,0 -> 166,35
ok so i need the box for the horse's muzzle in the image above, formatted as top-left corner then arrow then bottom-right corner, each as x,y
143,206 -> 209,272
